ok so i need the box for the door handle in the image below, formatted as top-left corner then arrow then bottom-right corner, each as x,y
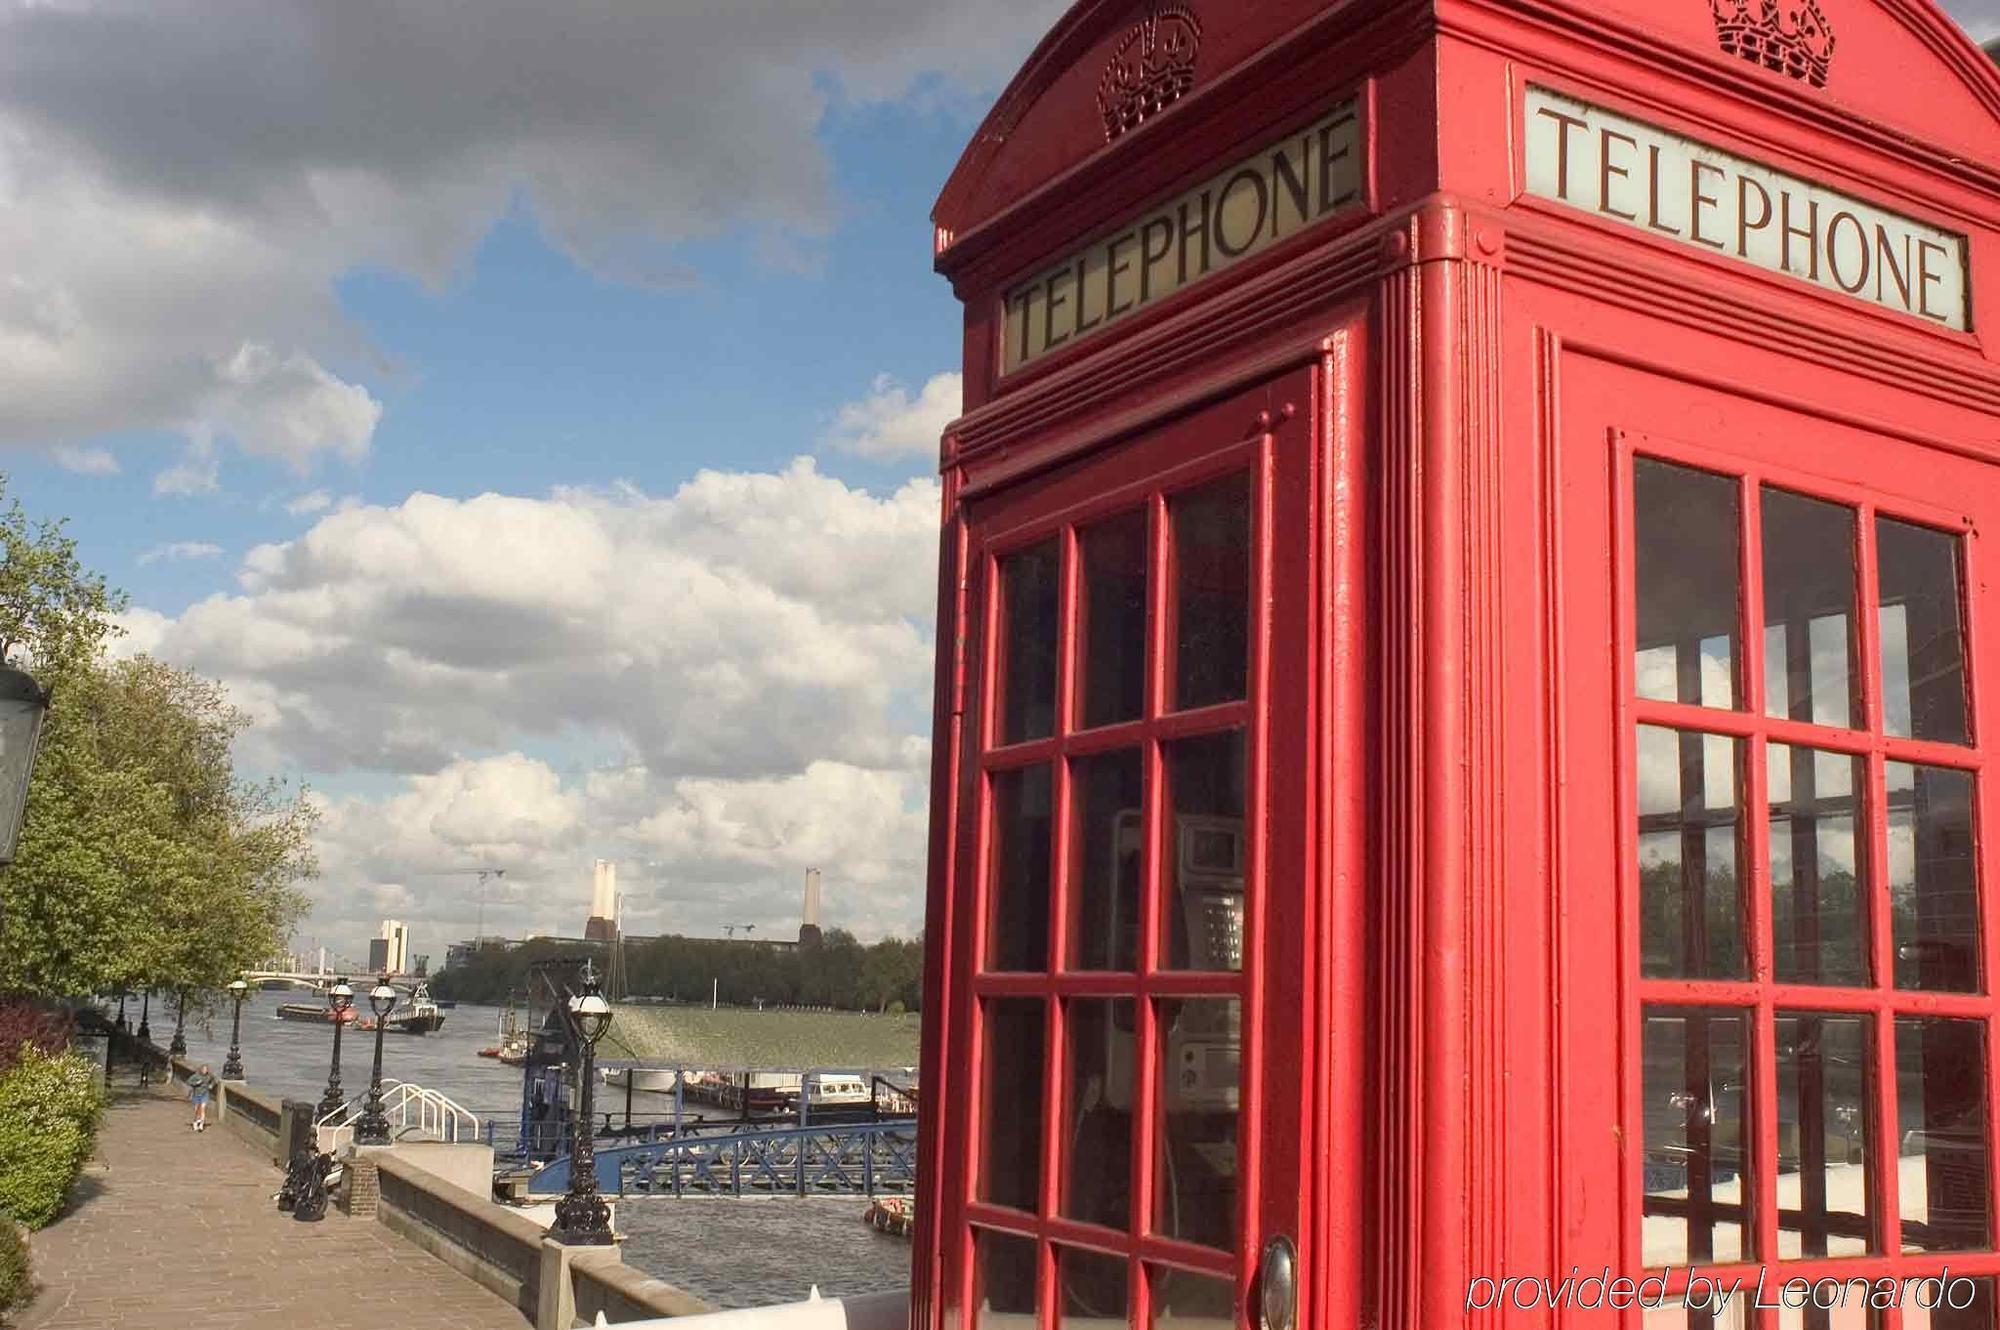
1258,1234 -> 1298,1330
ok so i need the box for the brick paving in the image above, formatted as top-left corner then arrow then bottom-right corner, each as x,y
14,1080 -> 529,1330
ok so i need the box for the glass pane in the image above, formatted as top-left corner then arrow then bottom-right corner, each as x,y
1635,459 -> 1740,709
1067,750 -> 1143,972
1770,744 -> 1869,986
1889,764 -> 1981,993
1163,731 -> 1247,973
1897,1016 -> 1989,1252
979,999 -> 1046,1213
1642,1007 -> 1752,1265
1000,539 -> 1061,743
1638,727 -> 1747,980
1062,998 -> 1134,1230
1152,997 -> 1240,1250
1879,518 -> 1969,745
1150,1266 -> 1236,1329
1079,510 -> 1149,730
1775,1301 -> 1867,1330
987,765 -> 1053,972
1763,489 -> 1859,729
1777,1012 -> 1873,1257
1058,1246 -> 1129,1325
974,1228 -> 1041,1328
1904,1277 -> 1997,1330
1171,475 -> 1251,711
1642,1301 -> 1747,1329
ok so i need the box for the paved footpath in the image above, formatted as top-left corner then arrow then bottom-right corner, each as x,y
16,1080 -> 528,1330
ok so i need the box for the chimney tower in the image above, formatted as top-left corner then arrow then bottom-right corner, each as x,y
585,859 -> 618,942
798,868 -> 823,945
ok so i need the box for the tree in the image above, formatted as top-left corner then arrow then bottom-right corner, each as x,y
0,479 -> 316,998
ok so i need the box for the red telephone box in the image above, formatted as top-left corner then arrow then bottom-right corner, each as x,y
915,1 -> 1999,1326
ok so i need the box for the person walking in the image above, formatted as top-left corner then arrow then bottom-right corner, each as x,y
186,1064 -> 216,1132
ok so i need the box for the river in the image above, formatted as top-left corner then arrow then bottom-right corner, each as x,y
156,989 -> 914,1309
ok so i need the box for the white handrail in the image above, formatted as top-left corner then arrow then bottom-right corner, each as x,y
315,1078 -> 480,1152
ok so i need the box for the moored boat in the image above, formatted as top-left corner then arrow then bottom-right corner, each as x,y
276,1001 -> 357,1024
357,980 -> 446,1035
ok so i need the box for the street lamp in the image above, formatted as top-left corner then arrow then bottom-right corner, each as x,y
136,990 -> 151,1043
550,961 -> 614,1245
221,979 -> 248,1080
169,988 -> 188,1057
352,978 -> 398,1146
316,980 -> 354,1121
0,663 -> 50,869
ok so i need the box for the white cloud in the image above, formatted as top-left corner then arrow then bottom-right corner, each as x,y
0,1 -> 1061,483
285,490 -> 334,517
824,372 -> 961,462
132,460 -> 942,943
51,444 -> 118,475
137,540 -> 223,565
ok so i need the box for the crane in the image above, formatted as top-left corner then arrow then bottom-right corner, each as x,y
423,867 -> 508,940
721,923 -> 756,940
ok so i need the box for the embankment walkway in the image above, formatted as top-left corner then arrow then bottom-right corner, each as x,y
16,1084 -> 528,1330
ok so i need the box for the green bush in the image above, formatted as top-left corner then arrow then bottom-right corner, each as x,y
0,1050 -> 101,1230
0,1217 -> 30,1322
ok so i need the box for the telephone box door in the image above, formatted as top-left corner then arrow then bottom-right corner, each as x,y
942,366 -> 1319,1329
1558,358 -> 2000,1321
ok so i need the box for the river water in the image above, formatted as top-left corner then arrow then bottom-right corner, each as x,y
156,989 -> 913,1309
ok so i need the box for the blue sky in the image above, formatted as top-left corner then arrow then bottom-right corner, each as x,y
0,0 -> 1989,963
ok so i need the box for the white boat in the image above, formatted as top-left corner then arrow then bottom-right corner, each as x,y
603,1067 -> 680,1092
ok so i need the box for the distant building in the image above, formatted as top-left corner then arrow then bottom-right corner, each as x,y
369,918 -> 408,975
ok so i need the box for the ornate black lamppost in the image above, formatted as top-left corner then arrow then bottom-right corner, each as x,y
316,980 -> 354,1121
169,989 -> 188,1057
114,991 -> 128,1033
352,978 -> 397,1146
221,978 -> 248,1080
136,990 -> 151,1043
550,961 -> 614,1245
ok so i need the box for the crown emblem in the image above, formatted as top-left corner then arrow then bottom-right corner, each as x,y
1098,4 -> 1203,142
1709,0 -> 1836,88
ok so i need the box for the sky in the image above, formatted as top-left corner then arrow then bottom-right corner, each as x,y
0,0 -> 1991,966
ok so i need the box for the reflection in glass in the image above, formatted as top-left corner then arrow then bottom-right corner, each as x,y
1171,475 -> 1251,712
1000,539 -> 1061,743
1152,998 -> 1241,1250
1163,731 -> 1247,973
1889,764 -> 1981,993
1638,727 -> 1747,980
1642,1007 -> 1752,1266
1067,751 -> 1143,972
1058,1246 -> 1129,1325
1774,1302 -> 1866,1330
1769,745 -> 1869,986
1643,1300 -> 1747,1329
987,765 -> 1053,973
1879,517 -> 1969,745
1903,1277 -> 1997,1330
1776,1012 -> 1872,1258
1079,510 -> 1149,730
1063,998 -> 1134,1230
1763,489 -> 1859,729
979,1000 -> 1046,1214
1897,1017 -> 1990,1253
1150,1265 -> 1236,1329
1635,459 -> 1740,709
974,1228 -> 1040,1328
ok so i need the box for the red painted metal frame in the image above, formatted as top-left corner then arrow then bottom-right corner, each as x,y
920,0 -> 2000,1326
1608,423 -> 1998,1294
940,374 -> 1320,1327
